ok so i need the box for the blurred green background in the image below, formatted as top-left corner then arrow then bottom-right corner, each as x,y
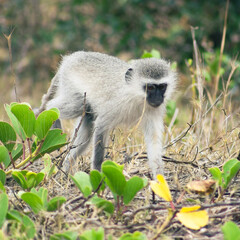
0,0 -> 239,107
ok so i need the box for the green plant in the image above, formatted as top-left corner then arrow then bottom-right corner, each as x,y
19,187 -> 66,214
101,161 -> 147,207
209,158 -> 240,199
12,170 -> 44,191
0,102 -> 68,176
50,230 -> 78,240
71,161 -> 147,216
0,192 -> 36,239
221,221 -> 240,240
119,231 -> 147,240
79,227 -> 104,240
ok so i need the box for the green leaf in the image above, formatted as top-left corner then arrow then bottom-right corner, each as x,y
123,176 -> 146,205
12,143 -> 23,161
119,231 -> 147,240
31,187 -> 48,209
0,170 -> 6,188
101,160 -> 124,172
222,221 -> 240,240
0,181 -> 5,193
150,49 -> 161,58
11,103 -> 36,138
50,231 -> 78,240
222,159 -> 240,188
141,49 -> 160,59
0,192 -> 8,228
12,171 -> 29,190
0,145 -> 11,168
47,196 -> 66,211
26,171 -> 45,189
70,171 -> 92,198
209,167 -> 222,186
20,192 -> 44,214
0,121 -> 16,151
90,170 -> 105,192
5,104 -> 26,140
41,154 -> 57,179
102,162 -> 126,196
79,227 -> 104,240
35,110 -> 59,140
33,129 -> 68,161
7,209 -> 36,239
90,196 -> 114,214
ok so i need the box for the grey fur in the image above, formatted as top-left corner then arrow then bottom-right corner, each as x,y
38,51 -> 177,178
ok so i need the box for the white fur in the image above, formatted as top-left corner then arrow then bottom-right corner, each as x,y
39,51 -> 177,177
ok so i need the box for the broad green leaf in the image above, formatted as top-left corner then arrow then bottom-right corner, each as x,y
79,227 -> 104,240
70,171 -> 92,198
209,167 -> 222,186
35,110 -> 59,140
5,104 -> 26,140
0,192 -> 8,228
0,181 -> 5,192
222,159 -> 240,188
90,196 -> 114,214
0,121 -> 16,151
102,164 -> 126,196
50,231 -> 78,240
47,196 -> 66,211
12,143 -> 23,161
141,49 -> 160,59
150,49 -> 161,58
49,108 -> 60,116
101,160 -> 124,172
33,129 -> 68,161
31,187 -> 48,209
7,209 -> 36,239
0,145 -> 11,168
11,103 -> 36,138
222,221 -> 240,240
26,172 -> 45,189
12,171 -> 28,190
119,231 -> 147,240
0,170 -> 6,187
150,174 -> 172,202
176,206 -> 209,230
123,176 -> 146,205
20,192 -> 44,214
90,170 -> 105,192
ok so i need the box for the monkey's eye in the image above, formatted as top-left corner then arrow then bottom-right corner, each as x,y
147,85 -> 156,91
159,84 -> 167,91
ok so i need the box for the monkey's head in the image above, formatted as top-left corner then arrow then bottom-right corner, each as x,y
125,58 -> 177,108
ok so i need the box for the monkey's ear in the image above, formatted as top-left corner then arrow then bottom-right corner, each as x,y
125,68 -> 133,82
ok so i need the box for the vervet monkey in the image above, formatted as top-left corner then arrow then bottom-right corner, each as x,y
37,51 -> 177,178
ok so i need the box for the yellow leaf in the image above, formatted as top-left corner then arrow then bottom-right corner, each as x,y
150,174 -> 172,202
177,205 -> 209,230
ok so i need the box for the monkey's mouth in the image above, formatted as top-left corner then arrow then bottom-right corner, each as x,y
148,101 -> 163,108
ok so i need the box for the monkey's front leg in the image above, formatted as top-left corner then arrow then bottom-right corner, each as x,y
143,117 -> 164,179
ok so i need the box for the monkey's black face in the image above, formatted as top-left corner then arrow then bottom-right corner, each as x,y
144,83 -> 167,108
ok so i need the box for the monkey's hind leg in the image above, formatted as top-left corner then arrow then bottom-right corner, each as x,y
63,113 -> 94,174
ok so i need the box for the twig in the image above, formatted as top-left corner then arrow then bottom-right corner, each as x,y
3,28 -> 19,102
213,0 -> 230,100
162,156 -> 199,168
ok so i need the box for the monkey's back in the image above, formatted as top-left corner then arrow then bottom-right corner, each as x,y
55,51 -> 138,122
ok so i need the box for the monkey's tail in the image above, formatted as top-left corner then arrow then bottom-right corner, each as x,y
36,74 -> 60,116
